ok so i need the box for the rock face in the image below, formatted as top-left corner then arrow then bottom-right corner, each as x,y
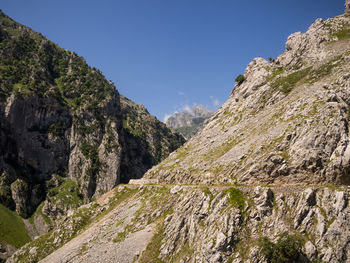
346,0 -> 350,13
165,104 -> 214,139
0,9 -> 184,258
8,185 -> 350,263
146,13 -> 350,186
119,96 -> 185,183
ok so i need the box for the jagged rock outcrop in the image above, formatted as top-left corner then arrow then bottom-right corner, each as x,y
166,104 -> 214,139
146,12 -> 350,186
0,10 -> 184,259
7,185 -> 350,263
346,0 -> 350,14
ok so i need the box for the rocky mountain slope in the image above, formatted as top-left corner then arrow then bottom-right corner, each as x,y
146,11 -> 350,187
165,105 -> 214,139
5,3 -> 350,263
0,10 -> 184,260
8,184 -> 350,263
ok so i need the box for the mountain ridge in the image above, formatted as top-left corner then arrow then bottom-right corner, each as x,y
165,104 -> 214,139
5,3 -> 350,263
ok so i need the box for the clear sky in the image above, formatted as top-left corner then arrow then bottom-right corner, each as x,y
1,0 -> 346,121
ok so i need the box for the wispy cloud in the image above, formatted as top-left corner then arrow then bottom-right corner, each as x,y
210,96 -> 220,107
163,114 -> 172,122
183,105 -> 192,114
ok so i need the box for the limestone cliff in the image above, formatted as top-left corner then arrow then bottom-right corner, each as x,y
0,9 -> 184,259
120,95 -> 185,183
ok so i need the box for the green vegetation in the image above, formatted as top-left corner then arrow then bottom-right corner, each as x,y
0,203 -> 31,248
48,121 -> 65,138
331,27 -> 350,41
266,67 -> 285,82
307,55 -> 342,83
28,202 -> 51,225
47,178 -> 83,207
228,188 -> 246,218
235,74 -> 245,86
80,140 -> 103,180
113,229 -> 128,243
271,67 -> 312,94
258,232 -> 303,263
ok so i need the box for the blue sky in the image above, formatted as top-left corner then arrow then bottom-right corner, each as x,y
1,0 -> 345,121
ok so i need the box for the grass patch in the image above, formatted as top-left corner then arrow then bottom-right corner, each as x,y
331,27 -> 350,41
79,242 -> 88,256
167,242 -> 194,262
271,67 -> 312,94
266,67 -> 285,82
0,203 -> 31,248
228,188 -> 247,219
47,178 -> 83,207
113,229 -> 129,243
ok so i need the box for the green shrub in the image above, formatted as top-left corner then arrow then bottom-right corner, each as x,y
228,188 -> 246,213
235,74 -> 245,86
258,232 -> 303,263
48,121 -> 65,138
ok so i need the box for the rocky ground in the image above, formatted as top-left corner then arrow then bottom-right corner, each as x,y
7,183 -> 350,263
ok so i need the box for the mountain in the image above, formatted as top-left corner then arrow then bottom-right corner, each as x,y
120,95 -> 185,183
147,13 -> 350,186
6,3 -> 350,263
165,104 -> 214,139
0,10 -> 184,259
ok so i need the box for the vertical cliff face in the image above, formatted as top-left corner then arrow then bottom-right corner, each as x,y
346,0 -> 350,13
119,96 -> 185,183
0,8 -> 184,250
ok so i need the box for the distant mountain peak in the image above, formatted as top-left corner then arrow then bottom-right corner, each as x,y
165,104 -> 214,139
